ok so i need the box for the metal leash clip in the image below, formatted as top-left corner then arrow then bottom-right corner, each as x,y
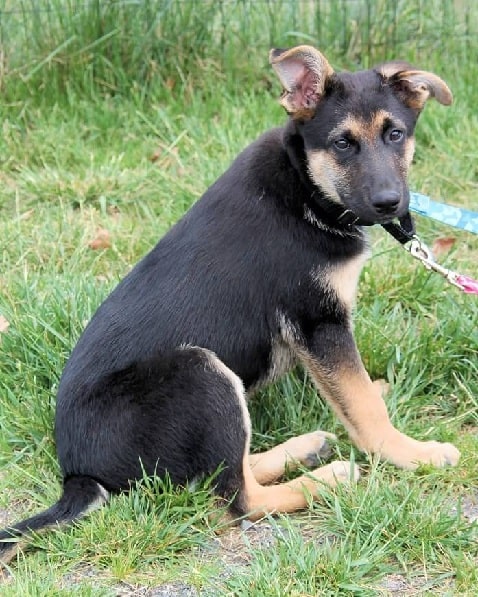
406,236 -> 478,294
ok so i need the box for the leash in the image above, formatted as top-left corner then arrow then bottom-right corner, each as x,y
409,192 -> 478,235
382,194 -> 478,295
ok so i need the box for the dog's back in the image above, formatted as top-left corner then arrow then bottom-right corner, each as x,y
56,127 -> 365,398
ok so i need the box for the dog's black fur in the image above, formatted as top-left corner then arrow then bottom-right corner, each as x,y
0,46 -> 459,564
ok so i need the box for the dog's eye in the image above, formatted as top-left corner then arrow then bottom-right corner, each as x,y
389,129 -> 404,143
334,138 -> 351,151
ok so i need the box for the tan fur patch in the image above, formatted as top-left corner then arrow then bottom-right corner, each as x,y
310,251 -> 369,314
403,137 -> 415,170
326,251 -> 369,312
328,110 -> 403,146
243,449 -> 359,520
306,150 -> 344,204
249,430 -> 334,484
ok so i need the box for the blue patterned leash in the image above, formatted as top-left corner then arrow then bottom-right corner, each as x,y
382,193 -> 478,294
409,192 -> 478,235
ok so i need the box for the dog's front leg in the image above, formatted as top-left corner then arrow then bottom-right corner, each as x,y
299,323 -> 460,470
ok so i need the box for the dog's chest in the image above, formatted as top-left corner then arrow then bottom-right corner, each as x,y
249,249 -> 369,392
312,251 -> 369,312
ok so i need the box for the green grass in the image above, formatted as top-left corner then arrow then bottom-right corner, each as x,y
1,0 -> 478,594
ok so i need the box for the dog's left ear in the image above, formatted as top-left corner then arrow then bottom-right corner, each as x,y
269,45 -> 334,118
378,62 -> 452,111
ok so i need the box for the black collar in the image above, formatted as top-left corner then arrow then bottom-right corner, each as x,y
305,189 -> 416,243
304,190 -> 370,233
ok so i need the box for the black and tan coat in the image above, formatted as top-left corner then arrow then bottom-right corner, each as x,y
0,45 -> 459,565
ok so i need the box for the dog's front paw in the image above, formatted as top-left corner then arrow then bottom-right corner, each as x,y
411,440 -> 460,468
381,434 -> 461,470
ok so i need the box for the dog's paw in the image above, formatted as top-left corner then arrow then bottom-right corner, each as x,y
383,437 -> 461,470
286,430 -> 336,467
310,460 -> 360,486
329,460 -> 361,483
303,442 -> 333,467
411,440 -> 460,469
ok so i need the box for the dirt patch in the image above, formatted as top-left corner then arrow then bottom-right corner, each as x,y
0,509 -> 12,528
379,573 -> 455,596
203,519 -> 286,567
116,582 -> 200,596
450,492 -> 478,524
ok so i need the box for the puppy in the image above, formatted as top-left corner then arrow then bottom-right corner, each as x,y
0,45 -> 459,564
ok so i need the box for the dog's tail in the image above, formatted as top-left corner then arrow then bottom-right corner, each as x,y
0,475 -> 109,566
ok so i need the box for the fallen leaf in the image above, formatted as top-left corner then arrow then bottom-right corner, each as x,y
88,228 -> 111,250
150,145 -> 179,164
165,76 -> 176,90
432,237 -> 456,257
18,209 -> 34,221
0,315 -> 9,334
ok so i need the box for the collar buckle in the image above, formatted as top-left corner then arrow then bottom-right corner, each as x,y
336,209 -> 360,228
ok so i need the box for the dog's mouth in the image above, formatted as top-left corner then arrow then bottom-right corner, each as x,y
342,189 -> 410,226
371,207 -> 408,224
357,209 -> 409,227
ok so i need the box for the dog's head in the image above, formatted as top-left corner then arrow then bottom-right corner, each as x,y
270,45 -> 452,225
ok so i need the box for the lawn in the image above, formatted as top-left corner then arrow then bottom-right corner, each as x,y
0,1 -> 477,595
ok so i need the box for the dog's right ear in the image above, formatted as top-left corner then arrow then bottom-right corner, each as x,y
378,62 -> 453,111
269,46 -> 334,119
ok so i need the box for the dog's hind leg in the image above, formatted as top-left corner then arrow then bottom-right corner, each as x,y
203,359 -> 359,520
240,456 -> 359,521
249,430 -> 335,484
194,351 -> 359,519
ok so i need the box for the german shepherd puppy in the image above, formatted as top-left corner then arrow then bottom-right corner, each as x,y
0,45 -> 460,564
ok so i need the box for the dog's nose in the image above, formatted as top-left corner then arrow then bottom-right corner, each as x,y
372,190 -> 401,213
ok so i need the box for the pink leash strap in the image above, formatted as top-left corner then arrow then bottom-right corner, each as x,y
455,274 -> 478,295
406,237 -> 478,295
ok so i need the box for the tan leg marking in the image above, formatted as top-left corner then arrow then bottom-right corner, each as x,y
199,348 -> 359,518
303,355 -> 460,470
249,430 -> 335,484
243,453 -> 359,521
